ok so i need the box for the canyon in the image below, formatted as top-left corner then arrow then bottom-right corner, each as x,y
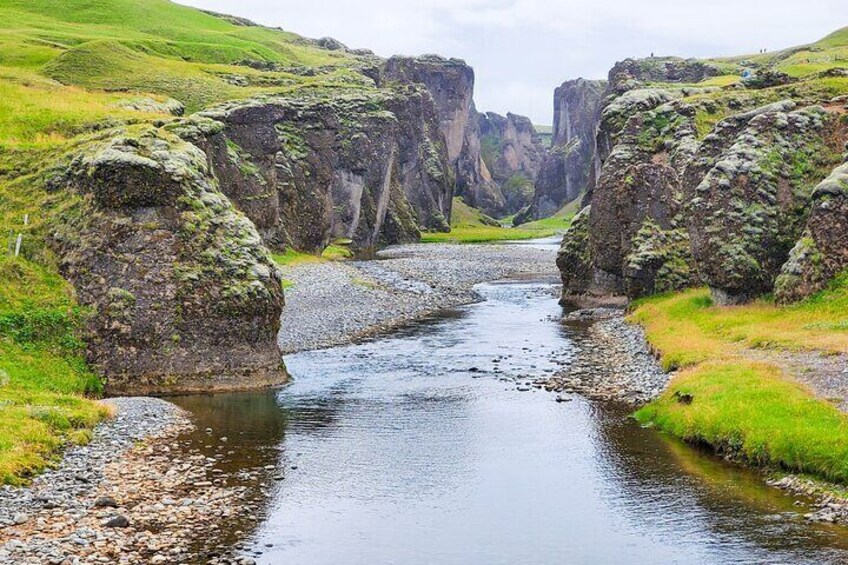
3,3 -> 848,563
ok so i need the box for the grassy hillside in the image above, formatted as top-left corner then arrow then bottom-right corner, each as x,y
515,199 -> 578,230
0,255 -> 109,484
421,197 -> 568,243
714,26 -> 848,78
0,0 -> 366,148
633,27 -> 848,143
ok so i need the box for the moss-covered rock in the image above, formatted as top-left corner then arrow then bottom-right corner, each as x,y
775,161 -> 848,302
49,126 -> 287,394
584,93 -> 698,296
687,105 -> 839,304
624,220 -> 696,298
556,205 -> 592,301
477,111 -> 545,214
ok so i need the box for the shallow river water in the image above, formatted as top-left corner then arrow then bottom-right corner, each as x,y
174,280 -> 848,565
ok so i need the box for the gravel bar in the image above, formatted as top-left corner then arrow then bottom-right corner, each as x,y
277,240 -> 560,354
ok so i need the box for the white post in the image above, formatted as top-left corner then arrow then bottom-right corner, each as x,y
23,214 -> 29,226
14,234 -> 22,257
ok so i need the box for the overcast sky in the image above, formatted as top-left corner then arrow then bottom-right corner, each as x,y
180,0 -> 848,125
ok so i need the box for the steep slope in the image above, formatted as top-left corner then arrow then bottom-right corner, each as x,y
556,31 -> 848,304
380,55 -> 507,216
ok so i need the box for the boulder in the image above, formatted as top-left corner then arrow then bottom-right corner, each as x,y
687,106 -> 833,304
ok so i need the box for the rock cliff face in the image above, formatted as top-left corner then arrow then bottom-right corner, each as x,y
478,111 -> 545,214
38,56 -> 466,393
521,79 -> 606,222
191,88 -> 453,253
381,55 -> 515,217
556,55 -> 848,304
50,127 -> 287,395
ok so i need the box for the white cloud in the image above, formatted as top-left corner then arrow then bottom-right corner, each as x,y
178,0 -> 848,123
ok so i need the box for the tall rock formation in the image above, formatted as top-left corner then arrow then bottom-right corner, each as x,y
192,87 -> 453,253
50,126 -> 287,395
41,61 -> 463,394
381,55 -> 507,216
556,54 -> 848,304
519,79 -> 605,223
478,111 -> 546,214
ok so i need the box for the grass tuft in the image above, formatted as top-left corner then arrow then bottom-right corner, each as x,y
635,360 -> 848,484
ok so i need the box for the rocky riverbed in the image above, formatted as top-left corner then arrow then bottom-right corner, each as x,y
544,309 -> 670,404
277,240 -> 561,353
10,238 -> 847,563
0,398 -> 265,565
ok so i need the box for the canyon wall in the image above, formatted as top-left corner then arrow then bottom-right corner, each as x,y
42,48 -> 482,393
381,55 -> 546,217
520,79 -> 606,223
555,56 -> 848,304
478,111 -> 546,214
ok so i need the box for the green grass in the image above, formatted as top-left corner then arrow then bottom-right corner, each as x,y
706,25 -> 848,80
0,0 -> 364,146
272,248 -> 325,267
420,197 -> 568,243
0,255 -> 109,485
633,274 -> 848,484
420,226 -> 558,243
449,197 -> 500,228
631,277 -> 848,371
635,360 -> 848,484
272,243 -> 353,266
516,201 -> 575,231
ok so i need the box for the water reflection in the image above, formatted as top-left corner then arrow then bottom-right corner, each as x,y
173,282 -> 848,564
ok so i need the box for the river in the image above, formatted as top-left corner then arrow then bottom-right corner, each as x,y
173,277 -> 848,564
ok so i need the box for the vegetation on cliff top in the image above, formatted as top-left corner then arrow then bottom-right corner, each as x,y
633,274 -> 848,484
0,0 -> 367,148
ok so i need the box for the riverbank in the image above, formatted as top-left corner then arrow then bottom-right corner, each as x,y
0,397 -> 266,564
545,309 -> 669,404
0,256 -> 109,485
626,282 -> 848,523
